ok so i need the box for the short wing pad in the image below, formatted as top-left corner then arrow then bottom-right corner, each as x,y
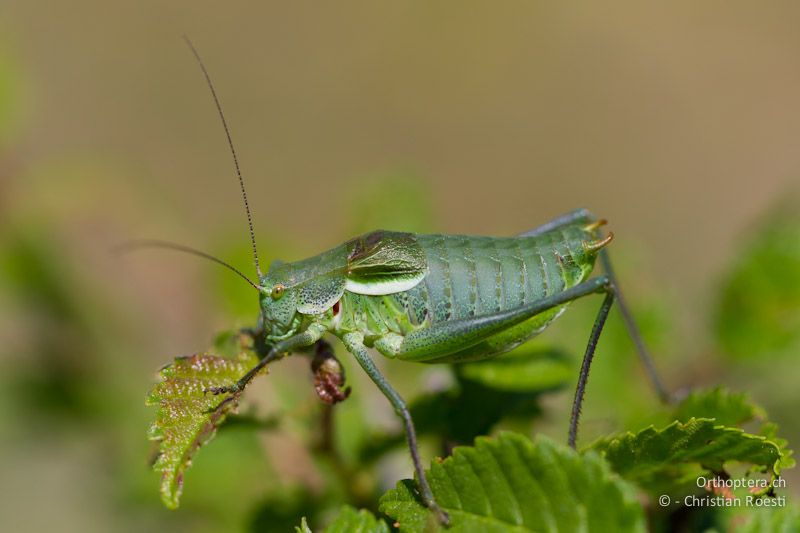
344,230 -> 427,295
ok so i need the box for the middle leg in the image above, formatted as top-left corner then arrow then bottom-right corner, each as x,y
342,331 -> 450,526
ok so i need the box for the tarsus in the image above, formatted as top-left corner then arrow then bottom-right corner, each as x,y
183,35 -> 262,279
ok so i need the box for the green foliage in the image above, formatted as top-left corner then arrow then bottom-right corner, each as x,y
761,422 -> 796,472
672,387 -> 765,427
146,351 -> 259,509
379,432 -> 646,533
361,346 -> 566,460
414,381 -> 541,445
2,9 -> 799,531
135,190 -> 798,531
672,387 -> 795,473
0,231 -> 100,418
455,345 -> 572,392
716,201 -> 800,359
361,376 -> 542,461
303,506 -> 389,533
591,418 -> 784,497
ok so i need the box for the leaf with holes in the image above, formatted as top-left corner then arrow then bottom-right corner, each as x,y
590,418 -> 785,497
379,432 -> 645,532
147,351 -> 260,509
672,389 -> 794,473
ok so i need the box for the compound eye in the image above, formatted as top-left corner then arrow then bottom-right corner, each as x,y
271,283 -> 285,300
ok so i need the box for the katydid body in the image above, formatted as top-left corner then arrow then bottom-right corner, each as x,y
258,221 -> 607,364
211,209 -> 667,524
157,42 -> 669,526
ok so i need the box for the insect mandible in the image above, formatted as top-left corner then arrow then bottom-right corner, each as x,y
141,39 -> 671,525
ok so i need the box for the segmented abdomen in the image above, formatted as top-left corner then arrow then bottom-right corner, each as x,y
397,229 -> 593,326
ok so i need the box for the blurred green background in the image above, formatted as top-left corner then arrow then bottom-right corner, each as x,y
1,2 -> 799,532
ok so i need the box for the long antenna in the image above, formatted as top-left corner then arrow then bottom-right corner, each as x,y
115,239 -> 262,291
183,35 -> 262,279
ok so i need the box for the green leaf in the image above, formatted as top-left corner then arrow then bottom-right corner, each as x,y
296,506 -> 389,533
456,345 -> 572,392
146,351 -> 260,509
760,422 -> 796,472
379,432 -> 645,532
671,389 -> 795,473
296,517 -> 313,533
673,387 -> 765,427
361,379 -> 542,463
590,418 -> 784,494
317,506 -> 389,533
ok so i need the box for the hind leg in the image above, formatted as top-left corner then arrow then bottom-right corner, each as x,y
519,208 -> 595,237
520,212 -> 671,405
598,249 -> 671,403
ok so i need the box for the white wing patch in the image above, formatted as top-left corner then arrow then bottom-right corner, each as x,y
344,273 -> 425,295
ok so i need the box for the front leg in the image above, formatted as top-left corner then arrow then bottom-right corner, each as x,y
208,323 -> 327,395
342,332 -> 450,526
